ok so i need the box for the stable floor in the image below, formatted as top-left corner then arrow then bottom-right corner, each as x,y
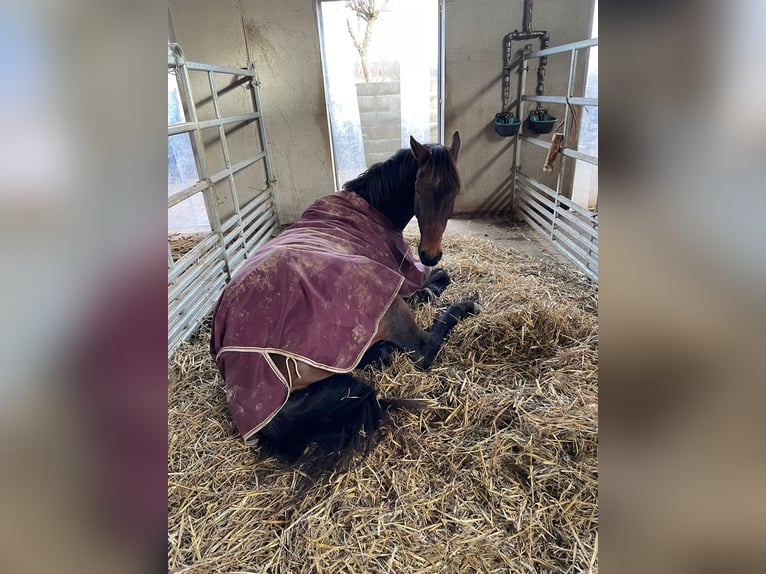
406,216 -> 570,267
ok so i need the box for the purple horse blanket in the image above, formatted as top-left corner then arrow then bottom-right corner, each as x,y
210,191 -> 427,444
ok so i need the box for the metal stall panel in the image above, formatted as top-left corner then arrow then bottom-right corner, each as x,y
168,43 -> 279,357
512,38 -> 598,282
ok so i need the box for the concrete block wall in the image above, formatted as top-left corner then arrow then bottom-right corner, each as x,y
356,81 -> 402,167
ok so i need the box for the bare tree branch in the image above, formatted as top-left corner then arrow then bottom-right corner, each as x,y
346,0 -> 389,82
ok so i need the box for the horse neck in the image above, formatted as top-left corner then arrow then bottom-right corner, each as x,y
367,153 -> 419,231
378,180 -> 416,231
343,149 -> 421,230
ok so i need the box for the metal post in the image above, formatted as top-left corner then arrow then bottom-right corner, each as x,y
247,63 -> 279,235
170,44 -> 228,277
208,70 -> 245,261
438,0 -> 446,144
511,45 -> 530,216
555,49 -> 578,198
514,45 -> 531,171
551,48 -> 578,241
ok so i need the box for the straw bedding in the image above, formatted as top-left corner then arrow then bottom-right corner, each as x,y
168,233 -> 598,573
169,233 -> 207,260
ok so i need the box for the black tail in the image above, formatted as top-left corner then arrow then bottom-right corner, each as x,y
257,373 -> 383,471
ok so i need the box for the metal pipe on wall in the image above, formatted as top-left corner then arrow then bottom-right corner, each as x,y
522,0 -> 533,33
500,0 -> 549,115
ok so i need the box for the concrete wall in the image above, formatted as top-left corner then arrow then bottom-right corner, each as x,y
444,0 -> 593,215
169,0 -> 594,223
168,0 -> 335,224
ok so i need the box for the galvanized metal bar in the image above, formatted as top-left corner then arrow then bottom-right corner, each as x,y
560,146 -> 598,166
169,251 -> 227,304
515,199 -> 552,237
168,268 -> 225,325
516,181 -> 598,238
224,233 -> 245,252
208,70 -> 245,265
515,190 -> 599,268
516,199 -> 597,281
246,218 -> 278,251
168,42 -> 282,357
168,178 -> 211,209
168,112 -> 261,137
438,0 -> 446,144
551,234 -> 598,280
526,37 -> 598,59
167,232 -> 221,283
220,210 -> 240,233
170,44 -> 226,282
217,183 -> 272,237
225,209 -> 274,266
209,155 -> 263,185
167,122 -> 196,136
239,184 -> 275,214
554,223 -> 599,264
551,226 -> 599,269
247,63 -> 279,227
511,35 -> 598,283
231,218 -> 277,274
185,60 -> 255,77
552,48 -> 578,216
587,215 -> 598,262
223,225 -> 244,248
520,135 -> 598,166
516,171 -> 595,220
549,214 -> 599,262
168,263 -> 227,325
521,95 -> 598,106
242,208 -> 276,245
511,43 -> 531,206
517,199 -> 599,267
240,193 -> 275,229
226,250 -> 246,272
168,243 -> 174,267
168,280 -> 224,347
224,240 -> 246,267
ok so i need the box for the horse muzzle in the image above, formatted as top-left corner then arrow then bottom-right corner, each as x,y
419,250 -> 443,266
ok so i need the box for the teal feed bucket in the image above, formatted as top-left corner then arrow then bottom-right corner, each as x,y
494,114 -> 521,137
526,111 -> 557,135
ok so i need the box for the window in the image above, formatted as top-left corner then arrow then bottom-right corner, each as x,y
167,72 -> 210,233
571,0 -> 598,210
318,0 -> 440,187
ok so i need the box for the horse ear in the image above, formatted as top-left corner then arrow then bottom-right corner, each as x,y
410,136 -> 428,162
449,131 -> 461,161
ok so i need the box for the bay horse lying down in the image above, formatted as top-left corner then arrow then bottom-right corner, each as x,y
210,132 -> 479,466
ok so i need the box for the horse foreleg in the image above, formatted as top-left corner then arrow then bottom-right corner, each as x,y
374,297 -> 480,370
407,267 -> 452,304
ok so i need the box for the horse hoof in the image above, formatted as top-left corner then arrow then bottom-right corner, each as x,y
468,301 -> 482,315
454,301 -> 481,317
428,268 -> 451,291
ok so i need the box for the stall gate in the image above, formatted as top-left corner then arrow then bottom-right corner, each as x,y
513,38 -> 598,282
168,43 -> 279,357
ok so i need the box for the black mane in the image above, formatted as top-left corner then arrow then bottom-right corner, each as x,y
342,147 -> 421,230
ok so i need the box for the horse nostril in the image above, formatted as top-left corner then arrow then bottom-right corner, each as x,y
419,251 -> 442,266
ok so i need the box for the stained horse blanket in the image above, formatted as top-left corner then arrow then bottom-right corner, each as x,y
210,192 -> 427,444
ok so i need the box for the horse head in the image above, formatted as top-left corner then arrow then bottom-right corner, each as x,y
410,131 -> 462,266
